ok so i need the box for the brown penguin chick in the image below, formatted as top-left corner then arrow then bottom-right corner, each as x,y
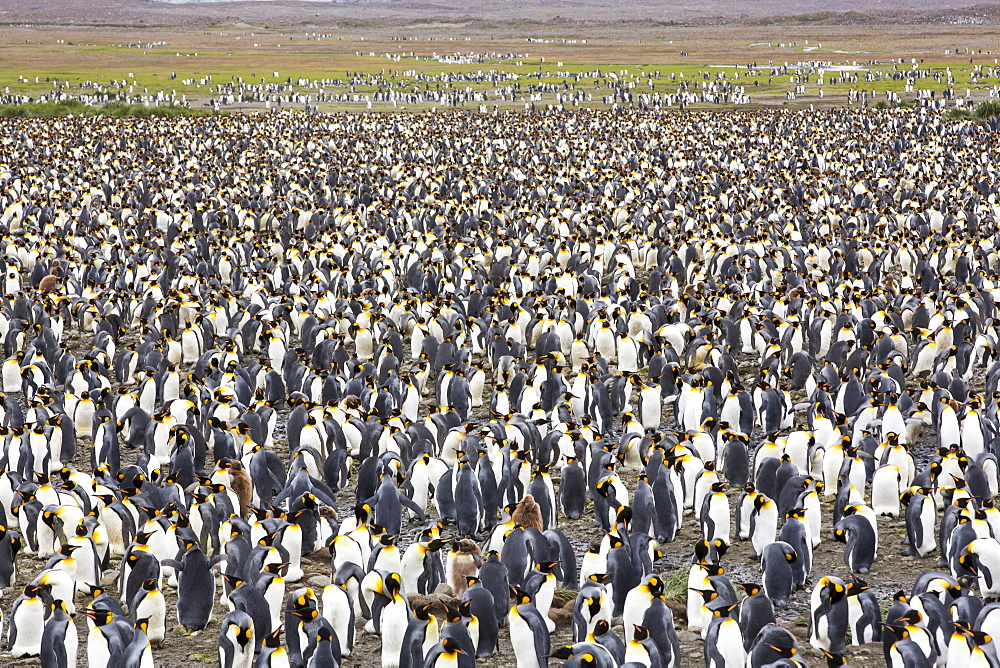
446,538 -> 481,598
227,459 -> 253,519
511,494 -> 544,532
38,269 -> 62,294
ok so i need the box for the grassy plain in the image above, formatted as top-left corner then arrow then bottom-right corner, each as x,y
0,23 -> 998,111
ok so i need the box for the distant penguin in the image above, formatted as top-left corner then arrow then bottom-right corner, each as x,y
721,433 -> 751,488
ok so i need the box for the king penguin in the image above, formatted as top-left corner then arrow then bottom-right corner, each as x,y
509,587 -> 550,668
218,610 -> 254,668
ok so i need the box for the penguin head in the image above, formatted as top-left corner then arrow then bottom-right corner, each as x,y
959,551 -> 979,574
222,573 -> 245,590
290,606 -> 318,623
413,604 -> 435,622
440,637 -> 466,657
969,629 -> 993,648
550,646 -> 576,661
768,644 -> 797,659
820,650 -> 845,667
426,538 -> 448,552
262,629 -> 283,649
443,603 -> 463,623
821,578 -> 846,603
59,543 -> 80,557
83,607 -> 114,626
510,586 -> 532,605
384,573 -> 402,596
702,563 -> 725,577
712,602 -> 739,618
293,587 -> 316,609
884,622 -> 910,640
646,576 -> 664,597
229,621 -> 252,648
847,577 -> 870,595
263,563 -> 289,577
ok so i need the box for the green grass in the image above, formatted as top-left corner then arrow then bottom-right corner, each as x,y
102,101 -> 219,118
662,565 -> 689,602
0,25 -> 995,112
0,99 -> 89,117
0,99 -> 220,118
873,99 -> 916,110
945,99 -> 1000,120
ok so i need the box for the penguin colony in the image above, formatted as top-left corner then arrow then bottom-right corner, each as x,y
0,106 -> 997,668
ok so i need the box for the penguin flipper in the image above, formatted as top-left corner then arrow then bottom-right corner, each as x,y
397,491 -> 426,521
306,475 -> 339,507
